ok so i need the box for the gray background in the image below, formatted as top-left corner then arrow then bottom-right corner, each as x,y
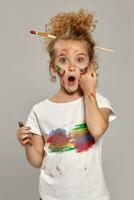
0,0 -> 133,199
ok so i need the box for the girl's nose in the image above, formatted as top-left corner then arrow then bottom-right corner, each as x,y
68,63 -> 76,71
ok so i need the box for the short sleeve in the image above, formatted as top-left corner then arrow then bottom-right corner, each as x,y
25,106 -> 42,135
96,93 -> 117,122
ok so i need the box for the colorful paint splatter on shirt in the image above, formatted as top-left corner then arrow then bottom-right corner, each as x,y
47,122 -> 95,153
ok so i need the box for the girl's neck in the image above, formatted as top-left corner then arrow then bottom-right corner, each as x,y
50,87 -> 83,103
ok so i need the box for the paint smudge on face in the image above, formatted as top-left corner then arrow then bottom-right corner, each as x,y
62,48 -> 70,54
79,66 -> 88,75
55,64 -> 65,76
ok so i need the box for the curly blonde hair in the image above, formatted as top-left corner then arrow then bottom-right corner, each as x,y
46,9 -> 98,69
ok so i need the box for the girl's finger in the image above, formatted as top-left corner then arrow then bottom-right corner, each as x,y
21,137 -> 33,146
18,121 -> 31,130
90,71 -> 98,78
20,127 -> 31,132
22,130 -> 31,134
20,133 -> 30,140
86,66 -> 96,75
91,72 -> 94,78
24,126 -> 31,130
21,138 -> 30,145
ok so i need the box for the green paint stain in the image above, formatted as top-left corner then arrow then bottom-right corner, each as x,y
72,122 -> 88,131
55,65 -> 65,76
49,146 -> 75,153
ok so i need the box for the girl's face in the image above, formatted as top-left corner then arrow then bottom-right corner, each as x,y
54,40 -> 90,94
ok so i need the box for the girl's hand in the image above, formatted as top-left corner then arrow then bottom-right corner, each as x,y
79,66 -> 98,95
16,125 -> 32,147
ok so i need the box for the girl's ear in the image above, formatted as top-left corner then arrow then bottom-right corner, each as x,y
49,64 -> 57,74
89,59 -> 98,70
49,65 -> 57,82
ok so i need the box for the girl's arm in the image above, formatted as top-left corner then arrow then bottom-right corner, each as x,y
79,66 -> 112,139
17,125 -> 45,168
84,94 -> 111,139
24,134 -> 45,168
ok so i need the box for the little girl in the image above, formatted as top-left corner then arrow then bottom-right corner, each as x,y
16,9 -> 116,200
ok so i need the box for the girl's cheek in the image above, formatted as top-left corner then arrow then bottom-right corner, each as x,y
62,80 -> 65,86
55,64 -> 66,77
60,78 -> 65,86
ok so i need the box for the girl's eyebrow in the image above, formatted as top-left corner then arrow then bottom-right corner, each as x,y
57,52 -> 87,57
56,53 -> 66,58
76,53 -> 87,56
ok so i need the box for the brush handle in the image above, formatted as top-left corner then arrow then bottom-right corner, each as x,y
18,121 -> 24,128
95,46 -> 114,52
30,30 -> 56,39
30,30 -> 114,52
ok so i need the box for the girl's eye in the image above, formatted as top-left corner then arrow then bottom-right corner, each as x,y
59,57 -> 67,63
77,57 -> 84,62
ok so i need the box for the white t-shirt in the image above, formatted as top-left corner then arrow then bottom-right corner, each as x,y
26,93 -> 116,200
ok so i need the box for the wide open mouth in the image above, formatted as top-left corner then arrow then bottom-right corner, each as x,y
68,76 -> 76,82
64,75 -> 78,93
